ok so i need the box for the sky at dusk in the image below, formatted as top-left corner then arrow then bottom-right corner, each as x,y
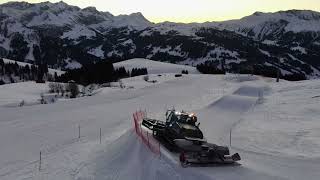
1,0 -> 320,23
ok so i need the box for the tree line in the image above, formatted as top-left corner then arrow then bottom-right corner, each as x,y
1,58 -> 149,86
196,61 -> 306,81
57,60 -> 148,85
0,58 -> 51,85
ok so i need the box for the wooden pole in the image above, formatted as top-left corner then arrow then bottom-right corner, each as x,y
229,129 -> 232,148
100,128 -> 102,144
159,142 -> 161,158
78,125 -> 80,139
277,59 -> 280,82
145,109 -> 147,118
147,131 -> 150,146
39,151 -> 42,171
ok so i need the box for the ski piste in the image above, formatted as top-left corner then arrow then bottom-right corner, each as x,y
1,61 -> 320,180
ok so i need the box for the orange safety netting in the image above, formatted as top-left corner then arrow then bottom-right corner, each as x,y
133,111 -> 161,156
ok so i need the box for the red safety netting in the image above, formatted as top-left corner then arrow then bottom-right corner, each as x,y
133,111 -> 161,156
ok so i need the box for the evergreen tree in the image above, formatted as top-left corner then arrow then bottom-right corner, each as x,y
57,60 -> 118,85
25,65 -> 30,80
131,67 -> 148,77
182,70 -> 189,74
33,45 -> 41,62
0,58 -> 4,75
54,72 -> 58,81
36,64 -> 45,83
196,62 -> 225,74
69,82 -> 79,98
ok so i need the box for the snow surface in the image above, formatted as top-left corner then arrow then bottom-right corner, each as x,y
0,60 -> 320,180
0,82 -> 48,106
291,46 -> 307,54
233,80 -> 320,158
259,49 -> 271,57
64,59 -> 82,70
61,25 -> 96,40
88,45 -> 105,58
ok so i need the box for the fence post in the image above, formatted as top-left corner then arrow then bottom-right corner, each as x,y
100,128 -> 102,144
39,151 -> 42,171
229,128 -> 232,148
159,141 -> 161,158
78,125 -> 81,139
145,109 -> 147,118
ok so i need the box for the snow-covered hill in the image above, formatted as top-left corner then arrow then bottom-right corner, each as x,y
114,58 -> 200,74
0,70 -> 320,180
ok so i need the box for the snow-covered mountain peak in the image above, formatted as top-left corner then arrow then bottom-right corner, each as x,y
0,1 -> 151,29
128,12 -> 145,19
81,6 -> 99,13
0,1 -> 33,9
252,11 -> 264,16
214,10 -> 320,40
242,10 -> 320,24
113,12 -> 152,30
278,10 -> 320,20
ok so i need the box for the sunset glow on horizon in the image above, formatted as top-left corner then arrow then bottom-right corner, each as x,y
1,0 -> 320,23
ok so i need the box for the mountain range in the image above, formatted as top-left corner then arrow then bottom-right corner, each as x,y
0,1 -> 320,79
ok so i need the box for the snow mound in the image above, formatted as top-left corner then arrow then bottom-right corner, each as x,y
233,81 -> 320,159
208,95 -> 257,112
224,74 -> 259,82
207,85 -> 267,112
233,85 -> 269,97
76,130 -> 212,180
114,58 -> 200,75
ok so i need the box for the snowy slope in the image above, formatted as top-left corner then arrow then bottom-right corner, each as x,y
233,80 -> 320,158
0,81 -> 48,106
0,62 -> 320,180
114,58 -> 200,74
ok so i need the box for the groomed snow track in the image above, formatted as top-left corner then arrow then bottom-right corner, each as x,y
76,84 -> 302,180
